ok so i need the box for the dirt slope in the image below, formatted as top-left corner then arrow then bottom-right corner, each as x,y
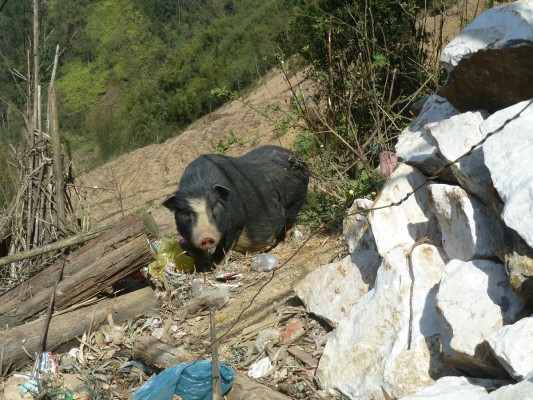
75,67 -> 312,230
72,68 -> 344,399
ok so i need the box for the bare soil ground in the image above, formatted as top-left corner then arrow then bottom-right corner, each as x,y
57,66 -> 346,398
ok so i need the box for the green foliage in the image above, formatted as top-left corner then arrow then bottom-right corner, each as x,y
0,0 -> 296,173
56,62 -> 109,115
299,189 -> 344,232
211,130 -> 244,154
287,0 -> 433,177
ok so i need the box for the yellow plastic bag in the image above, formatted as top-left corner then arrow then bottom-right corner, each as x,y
148,237 -> 195,279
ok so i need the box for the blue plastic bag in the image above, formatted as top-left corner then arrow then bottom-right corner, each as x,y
132,360 -> 234,400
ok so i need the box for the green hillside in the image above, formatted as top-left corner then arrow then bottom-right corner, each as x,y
0,0 -> 296,169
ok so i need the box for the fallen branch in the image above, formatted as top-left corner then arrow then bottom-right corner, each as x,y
0,286 -> 157,376
0,224 -> 114,267
0,213 -> 156,328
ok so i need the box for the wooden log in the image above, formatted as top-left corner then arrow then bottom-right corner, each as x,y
0,286 -> 157,376
0,213 -> 155,329
129,337 -> 291,400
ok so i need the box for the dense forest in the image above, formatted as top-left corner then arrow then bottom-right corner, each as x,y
0,0 -> 296,166
0,0 -> 442,212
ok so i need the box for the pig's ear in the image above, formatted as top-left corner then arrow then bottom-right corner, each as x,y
214,184 -> 230,200
162,195 -> 177,211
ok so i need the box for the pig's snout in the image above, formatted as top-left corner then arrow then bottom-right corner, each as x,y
199,236 -> 217,250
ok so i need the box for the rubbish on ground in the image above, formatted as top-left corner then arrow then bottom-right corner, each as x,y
250,254 -> 279,272
132,360 -> 234,400
255,328 -> 281,353
215,272 -> 243,282
247,356 -> 273,379
148,237 -> 195,279
280,318 -> 306,344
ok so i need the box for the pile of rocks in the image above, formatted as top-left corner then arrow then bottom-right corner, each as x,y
295,2 -> 533,399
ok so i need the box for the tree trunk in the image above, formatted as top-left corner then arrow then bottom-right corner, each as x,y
0,213 -> 156,329
0,286 -> 157,376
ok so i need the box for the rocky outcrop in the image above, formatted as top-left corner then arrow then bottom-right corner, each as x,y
295,2 -> 533,399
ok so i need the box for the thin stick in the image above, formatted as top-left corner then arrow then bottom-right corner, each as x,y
0,223 -> 115,267
210,310 -> 223,400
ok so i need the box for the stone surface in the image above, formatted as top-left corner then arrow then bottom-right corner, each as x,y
428,184 -> 498,261
441,2 -> 533,72
398,376 -> 490,400
486,316 -> 533,381
482,99 -> 533,249
368,163 -> 439,256
396,95 -> 459,178
436,259 -> 525,377
293,250 -> 381,327
342,198 -> 376,253
425,111 -> 491,202
440,40 -> 533,113
317,244 -> 449,399
482,371 -> 533,400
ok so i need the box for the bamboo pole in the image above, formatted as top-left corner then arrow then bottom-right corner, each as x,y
49,45 -> 65,230
0,225 -> 112,267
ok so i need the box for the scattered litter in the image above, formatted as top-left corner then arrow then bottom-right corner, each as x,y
120,360 -> 160,376
294,227 -> 303,239
215,272 -> 243,282
151,327 -> 164,339
35,351 -> 57,375
280,318 -> 306,344
148,236 -> 195,279
18,378 -> 39,397
255,328 -> 281,353
248,356 -> 273,379
182,281 -> 231,317
250,254 -> 279,271
132,360 -> 234,400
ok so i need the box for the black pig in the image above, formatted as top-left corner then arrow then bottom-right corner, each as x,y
163,145 -> 309,271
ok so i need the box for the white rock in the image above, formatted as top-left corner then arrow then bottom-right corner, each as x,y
396,95 -> 459,176
293,250 -> 381,327
486,316 -> 533,381
441,1 -> 533,72
426,111 -> 487,162
317,244 -> 449,399
482,99 -> 533,249
482,371 -> 533,399
343,198 -> 376,253
425,111 -> 492,202
368,164 -> 438,256
428,184 -> 497,260
398,376 -> 489,400
437,259 -> 526,377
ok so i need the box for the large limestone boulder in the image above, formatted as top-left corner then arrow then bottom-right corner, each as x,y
482,371 -> 533,399
439,2 -> 533,113
428,184 -> 498,261
482,99 -> 533,249
342,198 -> 376,253
486,316 -> 533,381
293,250 -> 381,327
482,99 -> 533,305
436,259 -> 526,377
396,95 -> 459,178
398,376 -> 497,400
316,244 -> 450,399
368,164 -> 439,256
425,111 -> 491,202
441,1 -> 533,72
